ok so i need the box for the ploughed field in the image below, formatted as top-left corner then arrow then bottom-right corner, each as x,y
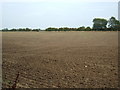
2,31 -> 118,88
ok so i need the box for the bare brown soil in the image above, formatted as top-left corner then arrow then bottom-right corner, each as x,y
2,31 -> 118,88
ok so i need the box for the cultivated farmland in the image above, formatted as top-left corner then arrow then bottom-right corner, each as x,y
2,31 -> 118,88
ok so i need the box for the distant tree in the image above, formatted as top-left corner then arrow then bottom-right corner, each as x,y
108,17 -> 116,28
18,28 -> 24,31
93,18 -> 108,30
25,28 -> 31,31
108,17 -> 120,31
11,28 -> 17,31
45,27 -> 58,31
85,27 -> 91,31
77,26 -> 85,31
59,27 -> 65,31
59,27 -> 70,31
2,28 -> 9,31
32,29 -> 41,32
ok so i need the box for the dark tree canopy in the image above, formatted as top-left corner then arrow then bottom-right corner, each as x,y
108,16 -> 120,30
92,18 -> 108,30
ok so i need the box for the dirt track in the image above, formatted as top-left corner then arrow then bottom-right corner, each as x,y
2,31 -> 118,88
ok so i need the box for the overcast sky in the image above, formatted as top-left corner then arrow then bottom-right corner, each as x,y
1,0 -> 119,29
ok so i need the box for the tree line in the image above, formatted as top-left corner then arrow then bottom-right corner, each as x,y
1,16 -> 120,31
1,28 -> 41,32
